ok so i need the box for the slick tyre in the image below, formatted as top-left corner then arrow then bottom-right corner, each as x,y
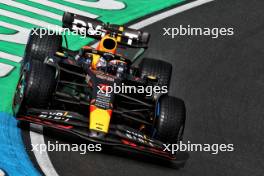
13,60 -> 56,113
23,28 -> 62,65
139,58 -> 172,87
155,95 -> 186,144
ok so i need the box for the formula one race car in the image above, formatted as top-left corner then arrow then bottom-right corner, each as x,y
13,12 -> 186,162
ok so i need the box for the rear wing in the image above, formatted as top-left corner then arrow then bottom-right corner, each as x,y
62,12 -> 150,48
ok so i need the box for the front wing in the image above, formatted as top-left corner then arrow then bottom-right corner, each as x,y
17,108 -> 181,161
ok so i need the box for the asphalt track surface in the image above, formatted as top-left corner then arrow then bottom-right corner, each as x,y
22,0 -> 264,175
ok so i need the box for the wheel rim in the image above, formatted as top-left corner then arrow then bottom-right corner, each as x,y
177,124 -> 185,142
13,70 -> 27,115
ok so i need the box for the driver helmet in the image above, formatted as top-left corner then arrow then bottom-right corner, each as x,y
91,35 -> 118,69
96,34 -> 117,54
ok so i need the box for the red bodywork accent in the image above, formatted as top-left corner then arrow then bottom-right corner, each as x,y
121,139 -> 176,159
18,116 -> 73,130
122,139 -> 137,147
90,105 -> 97,112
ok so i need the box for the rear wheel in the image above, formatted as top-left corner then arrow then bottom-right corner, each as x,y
13,60 -> 57,115
154,95 -> 186,144
23,28 -> 62,65
139,58 -> 172,88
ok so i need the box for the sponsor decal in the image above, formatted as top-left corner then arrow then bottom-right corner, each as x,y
72,19 -> 104,36
39,111 -> 71,122
125,130 -> 155,147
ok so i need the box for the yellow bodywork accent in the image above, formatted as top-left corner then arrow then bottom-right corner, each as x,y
56,52 -> 65,57
119,26 -> 124,31
91,54 -> 101,70
90,108 -> 111,133
97,35 -> 117,54
148,75 -> 157,80
117,36 -> 122,42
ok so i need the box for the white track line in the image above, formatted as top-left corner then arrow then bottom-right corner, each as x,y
130,0 -> 215,29
30,124 -> 59,176
0,52 -> 22,78
0,63 -> 14,77
30,0 -> 214,175
0,21 -> 30,44
0,1 -> 62,21
0,9 -> 59,30
29,0 -> 98,19
63,0 -> 125,10
0,52 -> 22,63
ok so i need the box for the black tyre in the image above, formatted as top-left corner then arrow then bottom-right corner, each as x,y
141,32 -> 150,44
23,28 -> 62,64
139,58 -> 172,87
17,121 -> 30,130
62,12 -> 74,28
154,95 -> 186,144
13,60 -> 56,115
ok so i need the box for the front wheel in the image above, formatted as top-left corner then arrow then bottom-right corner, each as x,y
154,95 -> 186,144
23,28 -> 62,65
13,60 -> 57,115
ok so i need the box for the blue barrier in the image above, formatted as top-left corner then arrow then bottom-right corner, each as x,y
0,112 -> 40,176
